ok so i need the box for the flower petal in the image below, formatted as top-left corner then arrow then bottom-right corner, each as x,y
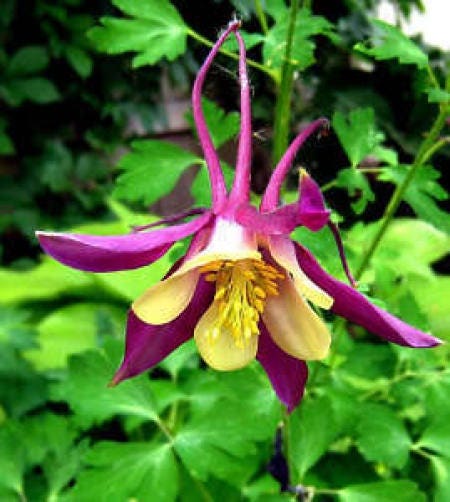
263,277 -> 331,360
112,277 -> 214,384
295,243 -> 442,348
257,325 -> 308,412
36,211 -> 212,272
269,235 -> 333,309
132,269 -> 200,325
194,301 -> 258,370
175,217 -> 260,275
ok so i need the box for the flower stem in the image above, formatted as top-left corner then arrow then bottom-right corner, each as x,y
355,102 -> 449,280
272,0 -> 300,164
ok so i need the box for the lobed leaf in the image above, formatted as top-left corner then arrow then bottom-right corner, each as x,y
185,98 -> 240,149
113,140 -> 202,205
51,339 -> 171,428
66,441 -> 178,502
380,165 -> 450,234
332,108 -> 384,168
174,367 -> 280,484
289,394 -> 340,480
88,0 -> 187,67
335,167 -> 375,214
263,8 -> 337,73
354,20 -> 428,69
355,403 -> 411,469
191,160 -> 235,207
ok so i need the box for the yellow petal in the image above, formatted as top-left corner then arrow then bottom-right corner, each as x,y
263,277 -> 331,360
269,235 -> 333,309
194,302 -> 258,370
132,269 -> 199,325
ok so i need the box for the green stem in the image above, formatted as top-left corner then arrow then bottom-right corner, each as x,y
355,103 -> 449,280
272,0 -> 300,163
254,0 -> 269,34
187,28 -> 276,80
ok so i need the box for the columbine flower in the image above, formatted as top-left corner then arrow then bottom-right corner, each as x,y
37,21 -> 440,411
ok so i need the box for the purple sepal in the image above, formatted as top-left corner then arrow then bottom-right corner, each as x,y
112,276 -> 215,384
235,204 -> 298,235
257,324 -> 308,412
236,172 -> 329,235
295,243 -> 442,348
296,171 -> 330,231
36,211 -> 212,273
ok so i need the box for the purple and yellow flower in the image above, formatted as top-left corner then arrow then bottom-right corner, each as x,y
37,21 -> 440,411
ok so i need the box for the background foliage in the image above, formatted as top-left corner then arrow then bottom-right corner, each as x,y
0,0 -> 449,500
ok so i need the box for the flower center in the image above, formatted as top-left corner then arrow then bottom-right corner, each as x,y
200,259 -> 284,348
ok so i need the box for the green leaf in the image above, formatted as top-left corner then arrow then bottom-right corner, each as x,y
88,0 -> 187,67
332,108 -> 384,168
24,303 -> 124,370
354,20 -> 428,69
65,46 -> 93,78
191,160 -> 235,207
222,31 -> 264,52
0,423 -> 25,496
0,307 -> 36,351
335,167 -> 375,214
409,276 -> 450,340
45,440 -> 89,500
431,455 -> 450,502
289,394 -> 339,480
174,366 -> 280,484
17,413 -> 77,466
372,145 -> 398,166
7,46 -> 49,76
338,480 -> 425,502
0,258 -> 91,304
358,219 -> 449,276
51,340 -> 163,428
264,0 -> 288,22
263,8 -> 337,72
340,343 -> 396,381
13,77 -> 60,104
0,347 -> 48,418
355,403 -> 411,469
113,140 -> 201,205
185,98 -> 240,149
417,416 -> 450,458
380,165 -> 450,234
67,442 -> 178,502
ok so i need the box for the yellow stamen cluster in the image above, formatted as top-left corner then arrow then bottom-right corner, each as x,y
200,259 -> 284,348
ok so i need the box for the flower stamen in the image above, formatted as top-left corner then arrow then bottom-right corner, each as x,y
199,259 -> 284,349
